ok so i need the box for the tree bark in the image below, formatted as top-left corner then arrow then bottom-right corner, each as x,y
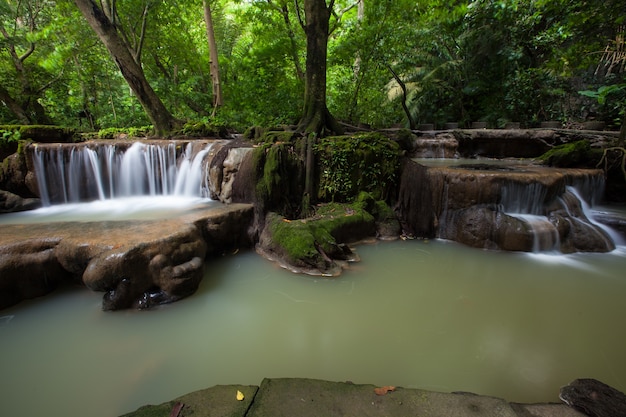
73,0 -> 176,136
0,85 -> 30,124
297,0 -> 342,135
203,0 -> 223,115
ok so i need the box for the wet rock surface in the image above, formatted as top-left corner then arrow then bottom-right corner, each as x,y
0,190 -> 40,213
560,378 -> 626,417
396,160 -> 619,252
0,203 -> 253,310
120,377 -> 590,417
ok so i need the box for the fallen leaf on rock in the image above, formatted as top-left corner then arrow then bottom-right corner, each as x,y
374,386 -> 396,396
236,390 -> 245,401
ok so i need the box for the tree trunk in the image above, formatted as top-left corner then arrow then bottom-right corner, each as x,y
0,85 -> 30,124
203,0 -> 223,115
297,0 -> 342,135
73,0 -> 176,136
387,64 -> 416,130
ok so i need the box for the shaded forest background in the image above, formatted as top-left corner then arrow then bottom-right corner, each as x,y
1,0 -> 625,134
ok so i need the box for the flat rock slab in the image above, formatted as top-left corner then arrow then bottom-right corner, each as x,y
119,384 -> 258,417
121,378 -> 585,417
510,403 -> 588,417
0,203 -> 254,310
248,378 -> 517,417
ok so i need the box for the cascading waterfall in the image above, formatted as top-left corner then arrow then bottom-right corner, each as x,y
499,174 -> 613,252
33,142 -> 214,206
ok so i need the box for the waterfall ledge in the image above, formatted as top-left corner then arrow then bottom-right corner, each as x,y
396,160 -> 617,253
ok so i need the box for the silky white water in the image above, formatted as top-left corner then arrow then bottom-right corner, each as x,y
1,238 -> 625,417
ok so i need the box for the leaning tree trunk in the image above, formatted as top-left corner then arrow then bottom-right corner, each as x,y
73,0 -> 176,136
297,0 -> 342,135
0,85 -> 30,124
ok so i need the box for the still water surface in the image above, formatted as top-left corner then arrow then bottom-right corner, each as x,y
1,238 -> 625,417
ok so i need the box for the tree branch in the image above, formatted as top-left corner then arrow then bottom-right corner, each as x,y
294,0 -> 305,30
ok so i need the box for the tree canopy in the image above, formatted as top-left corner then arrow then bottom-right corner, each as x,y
0,0 -> 624,134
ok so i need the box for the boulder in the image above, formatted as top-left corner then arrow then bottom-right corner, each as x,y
0,204 -> 254,310
560,379 -> 626,417
0,238 -> 66,309
81,221 -> 207,310
0,190 -> 40,213
257,199 -> 380,276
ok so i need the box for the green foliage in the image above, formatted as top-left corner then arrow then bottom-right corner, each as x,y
1,0 -> 623,131
315,133 -> 400,202
0,128 -> 21,146
97,126 -> 153,139
579,83 -> 626,126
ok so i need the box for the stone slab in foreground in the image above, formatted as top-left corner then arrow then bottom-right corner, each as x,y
120,378 -> 589,417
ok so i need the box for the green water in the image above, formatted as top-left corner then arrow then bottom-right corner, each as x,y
1,239 -> 625,417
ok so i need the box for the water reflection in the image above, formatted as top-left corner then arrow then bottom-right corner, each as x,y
1,239 -> 625,417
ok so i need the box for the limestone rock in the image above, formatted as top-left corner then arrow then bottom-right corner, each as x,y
257,209 -> 370,276
0,238 -> 66,309
81,222 -> 207,310
0,189 -> 40,213
396,159 -> 619,253
0,204 -> 254,310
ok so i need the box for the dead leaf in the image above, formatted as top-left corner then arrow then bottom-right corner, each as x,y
374,386 -> 396,396
236,390 -> 245,401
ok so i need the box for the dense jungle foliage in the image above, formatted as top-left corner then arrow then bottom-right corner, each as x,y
1,0 -> 625,134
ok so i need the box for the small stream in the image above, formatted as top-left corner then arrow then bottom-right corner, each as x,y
1,237 -> 625,417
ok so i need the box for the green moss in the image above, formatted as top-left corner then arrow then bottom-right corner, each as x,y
538,140 -> 603,167
0,125 -> 76,142
97,126 -> 153,139
315,132 -> 401,202
179,120 -> 229,138
267,199 -> 377,265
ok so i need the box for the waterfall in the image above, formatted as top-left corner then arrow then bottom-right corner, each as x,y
565,186 -> 624,246
33,142 -> 215,206
499,182 -> 548,215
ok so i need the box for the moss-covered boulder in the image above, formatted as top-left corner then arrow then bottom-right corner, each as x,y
538,140 -> 603,168
256,194 -> 399,276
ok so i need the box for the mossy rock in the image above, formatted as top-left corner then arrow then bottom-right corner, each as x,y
538,140 -> 603,168
180,121 -> 229,138
0,125 -> 76,143
257,197 -> 389,276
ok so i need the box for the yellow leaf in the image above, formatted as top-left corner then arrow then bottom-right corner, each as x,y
236,390 -> 245,401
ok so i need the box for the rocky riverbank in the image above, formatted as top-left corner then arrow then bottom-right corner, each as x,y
120,377 -> 598,417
